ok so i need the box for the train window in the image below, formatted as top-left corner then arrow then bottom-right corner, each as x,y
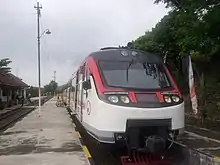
85,66 -> 90,81
98,60 -> 172,90
82,63 -> 86,81
76,70 -> 81,104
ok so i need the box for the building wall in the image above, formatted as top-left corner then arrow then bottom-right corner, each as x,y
0,88 -> 8,102
0,88 -> 15,103
0,87 -> 27,104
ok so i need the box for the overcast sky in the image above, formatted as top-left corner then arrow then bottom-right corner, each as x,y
0,0 -> 169,87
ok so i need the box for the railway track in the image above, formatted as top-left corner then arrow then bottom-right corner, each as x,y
0,106 -> 36,132
0,106 -> 22,121
0,96 -> 53,132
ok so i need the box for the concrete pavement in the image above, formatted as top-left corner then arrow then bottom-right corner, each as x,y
0,98 -> 90,165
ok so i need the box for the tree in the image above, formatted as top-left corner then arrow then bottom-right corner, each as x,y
154,0 -> 220,57
0,58 -> 12,73
56,81 -> 73,93
26,86 -> 39,97
43,80 -> 58,95
132,0 -> 220,120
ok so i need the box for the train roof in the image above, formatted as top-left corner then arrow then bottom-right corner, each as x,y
88,48 -> 163,63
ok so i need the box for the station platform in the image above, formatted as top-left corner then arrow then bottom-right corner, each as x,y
0,98 -> 90,165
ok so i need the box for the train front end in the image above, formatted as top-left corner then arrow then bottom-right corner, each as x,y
87,48 -> 184,155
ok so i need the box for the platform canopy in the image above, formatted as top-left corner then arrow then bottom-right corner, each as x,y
0,73 -> 28,88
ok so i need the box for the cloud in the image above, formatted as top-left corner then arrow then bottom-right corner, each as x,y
0,0 -> 169,86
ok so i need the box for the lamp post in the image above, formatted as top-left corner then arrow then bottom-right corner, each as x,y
35,2 -> 51,117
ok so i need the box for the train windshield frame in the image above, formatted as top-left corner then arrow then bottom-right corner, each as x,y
98,60 -> 173,90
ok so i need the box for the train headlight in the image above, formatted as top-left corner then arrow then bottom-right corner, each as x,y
171,95 -> 180,103
108,95 -> 119,103
164,96 -> 172,103
115,133 -> 126,141
120,96 -> 130,103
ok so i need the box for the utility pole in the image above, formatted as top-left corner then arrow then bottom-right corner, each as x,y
53,70 -> 56,82
53,70 -> 56,96
35,2 -> 42,117
34,2 -> 51,117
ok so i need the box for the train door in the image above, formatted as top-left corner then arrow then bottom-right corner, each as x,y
74,63 -> 86,122
80,63 -> 86,122
75,63 -> 85,122
70,85 -> 75,110
74,72 -> 78,111
82,63 -> 91,123
75,71 -> 81,119
68,87 -> 71,106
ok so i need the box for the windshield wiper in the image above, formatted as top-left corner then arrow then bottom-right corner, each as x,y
126,59 -> 135,81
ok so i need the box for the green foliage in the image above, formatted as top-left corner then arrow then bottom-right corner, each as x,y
43,80 -> 58,95
154,0 -> 220,56
27,86 -> 39,97
56,79 -> 74,93
0,58 -> 12,73
134,0 -> 220,70
132,0 -> 220,120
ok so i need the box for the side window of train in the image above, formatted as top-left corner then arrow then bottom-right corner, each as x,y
82,63 -> 86,81
83,64 -> 91,98
86,65 -> 90,81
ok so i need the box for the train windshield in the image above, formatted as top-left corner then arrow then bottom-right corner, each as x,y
99,60 -> 172,90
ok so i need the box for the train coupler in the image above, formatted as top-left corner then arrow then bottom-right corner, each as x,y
121,151 -> 171,165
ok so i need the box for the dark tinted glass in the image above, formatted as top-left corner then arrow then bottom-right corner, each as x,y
99,60 -> 171,89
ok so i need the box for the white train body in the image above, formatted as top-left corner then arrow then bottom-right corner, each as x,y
68,48 -> 185,152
